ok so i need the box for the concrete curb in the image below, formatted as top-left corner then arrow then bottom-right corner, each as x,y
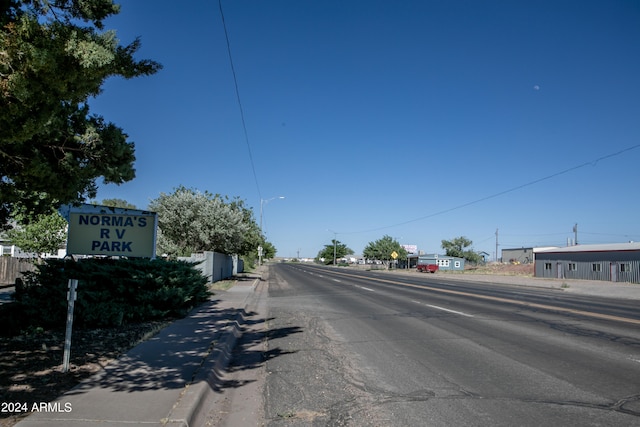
162,275 -> 260,427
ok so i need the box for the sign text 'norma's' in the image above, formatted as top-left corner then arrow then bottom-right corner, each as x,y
67,213 -> 157,258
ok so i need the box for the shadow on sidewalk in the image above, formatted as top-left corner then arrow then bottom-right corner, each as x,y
56,300 -> 304,399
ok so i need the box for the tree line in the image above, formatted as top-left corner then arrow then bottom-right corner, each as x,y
5,191 -> 275,264
316,235 -> 483,266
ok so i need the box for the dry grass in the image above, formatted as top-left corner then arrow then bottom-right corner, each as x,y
461,262 -> 534,276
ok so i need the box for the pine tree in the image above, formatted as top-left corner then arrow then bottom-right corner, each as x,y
1,0 -> 161,228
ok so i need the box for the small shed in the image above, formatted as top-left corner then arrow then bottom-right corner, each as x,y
534,242 -> 640,284
419,254 -> 465,271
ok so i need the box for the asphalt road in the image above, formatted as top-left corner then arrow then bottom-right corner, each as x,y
239,263 -> 640,427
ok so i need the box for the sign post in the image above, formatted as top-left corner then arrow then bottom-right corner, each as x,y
391,251 -> 398,269
58,204 -> 158,372
62,279 -> 78,373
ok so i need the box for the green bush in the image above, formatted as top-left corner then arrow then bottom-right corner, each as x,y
5,258 -> 209,335
0,301 -> 30,336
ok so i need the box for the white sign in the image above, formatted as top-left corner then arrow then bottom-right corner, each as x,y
60,204 -> 158,258
402,244 -> 418,254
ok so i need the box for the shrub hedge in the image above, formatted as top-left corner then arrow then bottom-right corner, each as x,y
2,258 -> 210,336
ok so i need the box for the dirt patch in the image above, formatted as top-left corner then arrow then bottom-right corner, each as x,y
463,263 -> 534,276
0,321 -> 169,427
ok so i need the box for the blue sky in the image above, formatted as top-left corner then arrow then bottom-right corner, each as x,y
91,0 -> 640,260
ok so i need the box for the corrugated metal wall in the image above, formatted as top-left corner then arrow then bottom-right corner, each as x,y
179,251 -> 243,283
502,248 -> 534,264
535,259 -> 640,284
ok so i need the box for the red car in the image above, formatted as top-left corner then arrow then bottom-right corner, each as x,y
416,263 -> 438,273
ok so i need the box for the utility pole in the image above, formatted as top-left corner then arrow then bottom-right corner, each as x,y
495,228 -> 499,262
573,223 -> 578,245
328,229 -> 337,266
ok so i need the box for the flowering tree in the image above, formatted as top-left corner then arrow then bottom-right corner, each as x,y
149,186 -> 263,258
6,211 -> 67,256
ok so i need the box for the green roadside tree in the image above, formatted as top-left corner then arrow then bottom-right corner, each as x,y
0,0 -> 161,229
362,235 -> 407,268
232,198 -> 265,258
441,236 -> 482,264
228,197 -> 276,266
260,241 -> 276,260
6,210 -> 67,256
316,239 -> 354,265
148,186 -> 263,258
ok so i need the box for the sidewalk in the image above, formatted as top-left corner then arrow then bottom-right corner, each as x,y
16,269 -> 265,427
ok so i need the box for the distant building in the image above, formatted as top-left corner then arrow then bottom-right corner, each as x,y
534,242 -> 640,284
407,254 -> 418,268
419,254 -> 465,271
501,247 -> 558,264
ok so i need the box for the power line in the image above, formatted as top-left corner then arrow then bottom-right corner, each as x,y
218,0 -> 262,200
500,232 -> 569,237
341,143 -> 640,235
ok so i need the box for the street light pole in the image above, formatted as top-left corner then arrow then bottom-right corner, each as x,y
259,196 -> 284,265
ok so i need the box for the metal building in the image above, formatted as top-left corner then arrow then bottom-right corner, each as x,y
534,242 -> 640,284
502,247 -> 557,264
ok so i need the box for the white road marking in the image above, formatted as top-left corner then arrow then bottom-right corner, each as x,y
302,268 -> 640,326
412,300 -> 473,317
358,286 -> 375,292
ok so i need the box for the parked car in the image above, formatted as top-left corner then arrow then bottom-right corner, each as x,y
416,263 -> 438,273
